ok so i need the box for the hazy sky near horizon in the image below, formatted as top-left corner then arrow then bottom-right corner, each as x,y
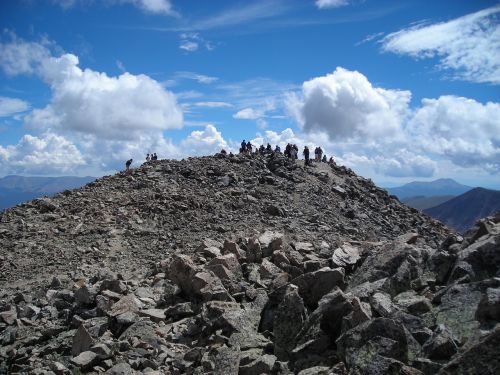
0,0 -> 499,188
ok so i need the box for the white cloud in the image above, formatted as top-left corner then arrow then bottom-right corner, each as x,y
285,67 -> 500,177
194,101 -> 233,108
286,67 -> 411,140
54,0 -> 179,16
0,97 -> 30,117
408,95 -> 500,172
381,5 -> 500,84
233,107 -> 263,120
374,151 -> 438,178
0,132 -> 86,175
180,125 -> 230,155
315,0 -> 349,9
0,35 -> 183,141
126,0 -> 177,15
175,71 -> 218,84
180,40 -> 199,52
179,33 -> 214,53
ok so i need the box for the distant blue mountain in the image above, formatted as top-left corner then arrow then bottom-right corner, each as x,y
424,187 -> 500,233
386,178 -> 472,200
0,175 -> 95,211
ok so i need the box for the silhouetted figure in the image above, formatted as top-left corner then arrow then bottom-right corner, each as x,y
292,144 -> 299,159
266,143 -> 272,153
125,159 -> 133,171
146,154 -> 151,162
246,141 -> 252,153
241,140 -> 246,154
285,144 -> 291,158
275,145 -> 281,153
322,154 -> 327,163
303,146 -> 310,165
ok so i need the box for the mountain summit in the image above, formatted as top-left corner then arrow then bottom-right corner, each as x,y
387,178 -> 472,199
1,153 -> 499,374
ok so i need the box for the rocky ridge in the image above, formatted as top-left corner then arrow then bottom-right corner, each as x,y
0,153 -> 499,374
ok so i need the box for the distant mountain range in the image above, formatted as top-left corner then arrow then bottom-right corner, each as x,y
401,195 -> 456,210
0,175 -> 95,211
386,178 -> 472,199
424,187 -> 500,233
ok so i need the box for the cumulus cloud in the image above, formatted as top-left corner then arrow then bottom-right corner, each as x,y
408,96 -> 500,172
180,125 -> 229,155
315,0 -> 350,9
287,67 -> 411,140
381,6 -> 500,84
374,151 -> 438,178
286,67 -> 500,177
0,132 -> 86,175
0,35 -> 183,141
0,97 -> 30,117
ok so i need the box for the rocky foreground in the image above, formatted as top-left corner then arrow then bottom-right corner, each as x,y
0,153 -> 499,374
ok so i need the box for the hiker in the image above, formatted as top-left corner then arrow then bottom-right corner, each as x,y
290,147 -> 297,161
329,156 -> 336,165
285,144 -> 291,158
153,153 -> 158,161
259,144 -> 265,154
303,146 -> 310,165
314,147 -> 319,162
246,141 -> 252,153
125,159 -> 133,171
241,140 -> 246,154
220,149 -> 227,155
292,144 -> 299,159
266,143 -> 272,153
318,147 -> 323,162
275,145 -> 281,153
322,154 -> 327,163
146,153 -> 150,162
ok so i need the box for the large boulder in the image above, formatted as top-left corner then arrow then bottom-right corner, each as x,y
291,267 -> 345,308
273,285 -> 308,359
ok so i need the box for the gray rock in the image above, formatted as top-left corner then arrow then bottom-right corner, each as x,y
422,325 -> 458,360
292,267 -> 345,307
239,354 -> 277,375
107,362 -> 134,375
72,324 -> 94,356
70,351 -> 98,370
370,292 -> 398,317
475,287 -> 500,322
438,325 -> 500,374
273,285 -> 308,359
331,243 -> 361,269
214,345 -> 240,375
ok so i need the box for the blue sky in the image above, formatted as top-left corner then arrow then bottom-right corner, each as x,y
0,0 -> 499,188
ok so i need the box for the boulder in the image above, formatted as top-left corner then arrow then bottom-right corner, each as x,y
70,351 -> 98,370
438,325 -> 500,375
292,267 -> 345,308
239,354 -> 277,375
331,243 -> 361,270
475,287 -> 500,322
258,231 -> 284,257
72,324 -> 94,356
273,285 -> 308,359
422,325 -> 458,360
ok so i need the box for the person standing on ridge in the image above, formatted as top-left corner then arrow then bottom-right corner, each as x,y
146,154 -> 151,162
125,159 -> 133,172
303,146 -> 310,165
241,140 -> 246,154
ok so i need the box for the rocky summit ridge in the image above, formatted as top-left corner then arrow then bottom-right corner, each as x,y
0,152 -> 499,374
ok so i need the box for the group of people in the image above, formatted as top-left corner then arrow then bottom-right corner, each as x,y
240,140 -> 335,166
146,153 -> 158,162
124,152 -> 160,172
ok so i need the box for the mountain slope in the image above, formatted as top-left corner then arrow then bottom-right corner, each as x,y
402,195 -> 455,210
0,154 -> 449,286
424,187 -> 500,232
0,175 -> 95,210
387,178 -> 471,199
2,153 -> 500,375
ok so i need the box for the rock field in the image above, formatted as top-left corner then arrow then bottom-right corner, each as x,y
0,152 -> 499,374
